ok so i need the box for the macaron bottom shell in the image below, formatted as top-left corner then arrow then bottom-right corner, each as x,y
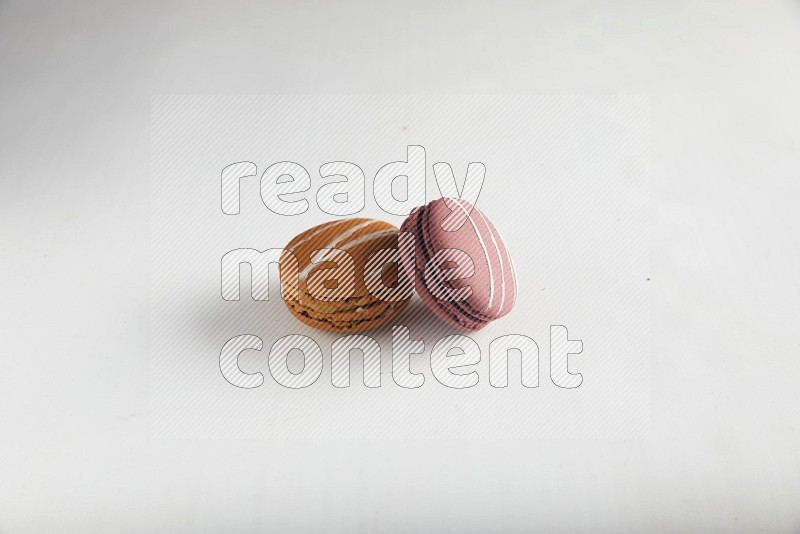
283,298 -> 406,333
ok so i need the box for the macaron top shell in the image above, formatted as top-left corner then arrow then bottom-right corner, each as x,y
283,218 -> 400,301
280,218 -> 410,332
400,198 -> 517,331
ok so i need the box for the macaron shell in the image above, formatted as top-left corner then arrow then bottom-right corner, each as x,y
399,199 -> 517,332
281,218 -> 410,332
423,198 -> 517,321
399,205 -> 487,331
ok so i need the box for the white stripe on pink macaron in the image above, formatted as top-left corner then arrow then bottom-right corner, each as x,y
450,199 -> 496,312
461,199 -> 507,314
471,201 -> 516,315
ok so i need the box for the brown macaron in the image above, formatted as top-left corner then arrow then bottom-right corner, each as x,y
279,219 -> 411,332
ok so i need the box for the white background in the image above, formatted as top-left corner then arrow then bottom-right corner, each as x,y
2,1 -> 799,532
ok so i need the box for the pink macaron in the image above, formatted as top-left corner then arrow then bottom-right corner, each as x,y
399,198 -> 517,331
